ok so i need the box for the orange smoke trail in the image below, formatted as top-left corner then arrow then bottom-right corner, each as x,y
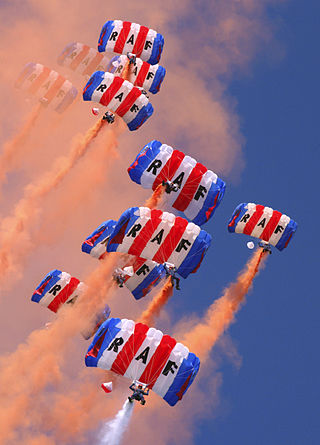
144,184 -> 164,210
182,249 -> 267,361
0,104 -> 42,193
138,279 -> 173,326
0,255 -> 118,443
121,60 -> 131,81
0,118 -> 109,289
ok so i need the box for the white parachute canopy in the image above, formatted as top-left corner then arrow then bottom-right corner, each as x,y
247,241 -> 255,249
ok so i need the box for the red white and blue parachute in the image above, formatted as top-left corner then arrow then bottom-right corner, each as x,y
107,207 -> 212,278
98,20 -> 164,65
15,63 -> 78,113
85,318 -> 200,406
128,141 -> 226,226
83,71 -> 153,131
107,55 -> 165,94
82,220 -> 166,300
58,42 -> 112,77
31,269 -> 85,312
31,269 -> 111,339
228,203 -> 298,251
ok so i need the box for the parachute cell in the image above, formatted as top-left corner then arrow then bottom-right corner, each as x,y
228,203 -> 298,251
128,140 -> 226,226
83,71 -> 153,131
107,207 -> 212,278
31,269 -> 85,312
98,20 -> 164,65
58,42 -> 112,77
85,318 -> 200,406
108,55 -> 165,94
15,63 -> 78,113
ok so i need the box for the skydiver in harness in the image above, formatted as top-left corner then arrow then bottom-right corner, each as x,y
127,52 -> 137,65
128,382 -> 149,405
258,241 -> 272,254
113,268 -> 126,288
163,262 -> 181,291
162,180 -> 179,194
102,111 -> 115,123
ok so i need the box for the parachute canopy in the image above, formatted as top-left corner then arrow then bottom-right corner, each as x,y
228,203 -> 298,251
107,207 -> 212,278
83,71 -> 153,131
86,318 -> 200,406
108,55 -> 165,94
58,42 -> 112,77
31,269 -> 85,313
128,141 -> 226,226
15,63 -> 78,113
98,20 -> 164,65
82,220 -> 166,300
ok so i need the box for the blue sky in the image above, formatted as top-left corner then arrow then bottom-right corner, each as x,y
187,1 -> 319,443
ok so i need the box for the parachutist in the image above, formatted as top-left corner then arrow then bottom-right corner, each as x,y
163,262 -> 181,290
127,52 -> 137,64
113,268 -> 126,288
258,241 -> 272,254
102,111 -> 115,123
128,382 -> 149,405
162,180 -> 179,193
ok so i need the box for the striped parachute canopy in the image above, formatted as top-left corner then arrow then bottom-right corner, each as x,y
107,207 -> 212,278
98,20 -> 164,65
82,220 -> 166,300
15,63 -> 78,113
128,141 -> 226,226
228,203 -> 298,251
31,269 -> 111,339
83,71 -> 153,131
107,55 -> 165,94
58,42 -> 112,77
31,269 -> 86,313
85,318 -> 200,406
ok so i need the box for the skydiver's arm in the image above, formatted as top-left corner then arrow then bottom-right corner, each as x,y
129,384 -> 135,391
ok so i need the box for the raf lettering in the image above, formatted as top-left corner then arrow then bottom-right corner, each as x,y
127,223 -> 142,238
137,264 -> 150,276
49,284 -> 61,295
107,337 -> 124,352
162,360 -> 178,376
109,31 -> 118,41
135,346 -> 150,364
97,83 -> 107,93
176,238 -> 191,252
240,213 -> 251,223
194,185 -> 207,201
146,159 -> 162,175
